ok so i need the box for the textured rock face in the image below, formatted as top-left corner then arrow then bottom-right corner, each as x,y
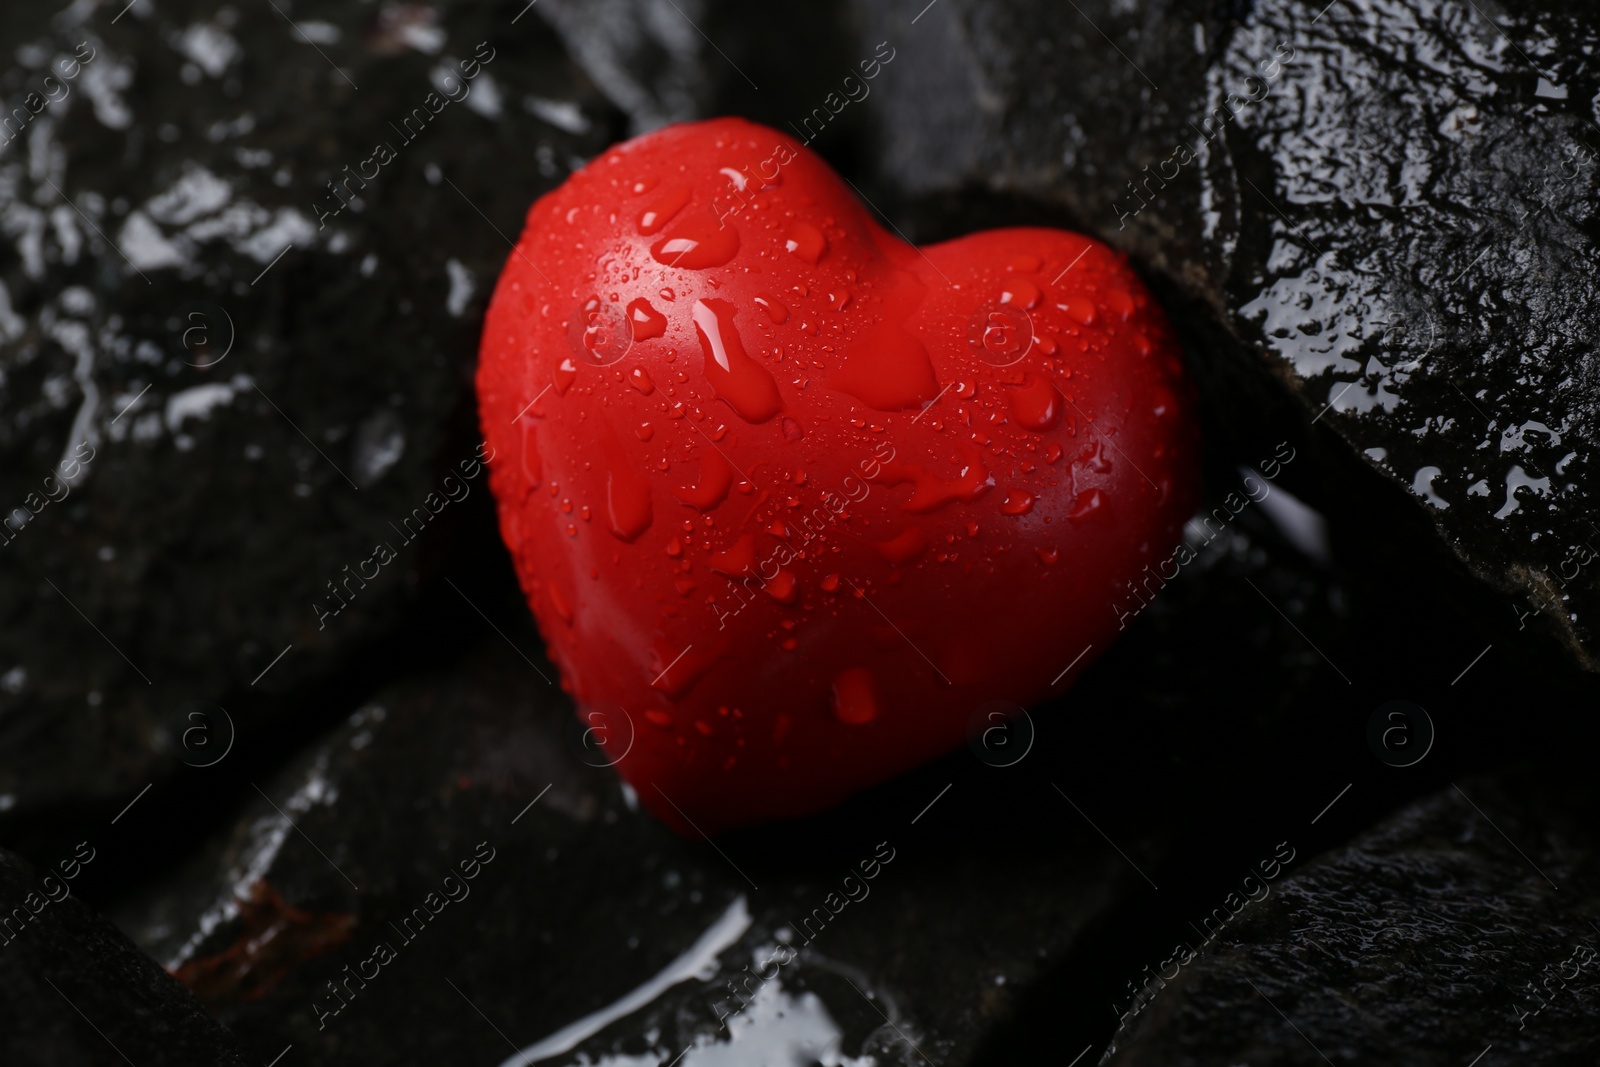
1106,773 -> 1600,1066
0,846 -> 250,1066
844,0 -> 1600,670
0,0 -> 614,818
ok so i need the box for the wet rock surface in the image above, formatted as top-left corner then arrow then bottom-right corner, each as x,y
1106,771 -> 1600,1066
0,845 -> 249,1066
0,0 -> 1597,1064
0,0 -> 615,820
839,0 -> 1600,671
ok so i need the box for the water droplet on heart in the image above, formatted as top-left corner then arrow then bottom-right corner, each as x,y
755,293 -> 789,323
677,446 -> 734,511
1036,546 -> 1060,565
785,222 -> 827,264
1107,288 -> 1135,321
649,644 -> 716,698
660,287 -> 676,302
645,709 -> 674,729
652,215 -> 740,269
832,667 -> 879,724
765,570 -> 798,603
606,468 -> 652,541
874,528 -> 929,565
548,582 -> 574,625
518,417 -> 542,488
692,298 -> 784,423
820,573 -> 840,592
637,185 -> 691,235
1062,297 -> 1098,327
1069,487 -> 1106,520
834,321 -> 938,411
1087,441 -> 1113,474
628,298 -> 667,340
554,356 -> 578,395
636,422 -> 654,441
999,489 -> 1035,516
1000,279 -> 1041,309
709,534 -> 757,577
781,417 -> 804,441
953,380 -> 976,399
1008,373 -> 1063,431
1151,386 -> 1176,419
628,368 -> 655,394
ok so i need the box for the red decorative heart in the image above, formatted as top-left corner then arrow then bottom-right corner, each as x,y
477,117 -> 1200,834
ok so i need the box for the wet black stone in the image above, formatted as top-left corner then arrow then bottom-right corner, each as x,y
0,0 -> 618,821
838,0 -> 1600,671
0,845 -> 250,1066
1104,771 -> 1600,1066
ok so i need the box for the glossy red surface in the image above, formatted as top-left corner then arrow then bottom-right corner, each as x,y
477,117 -> 1201,834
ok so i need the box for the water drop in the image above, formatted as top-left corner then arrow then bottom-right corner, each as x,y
628,298 -> 667,340
755,293 -> 789,323
1008,373 -> 1063,432
1061,297 -> 1098,327
709,534 -> 757,577
518,417 -> 542,489
874,528 -> 929,565
637,185 -> 691,235
692,299 -> 784,423
765,570 -> 798,603
652,215 -> 740,270
1107,288 -> 1135,321
832,667 -> 879,724
677,446 -> 734,511
1069,487 -> 1106,520
785,222 -> 827,264
1000,279 -> 1041,309
606,467 -> 653,541
999,489 -> 1035,516
554,356 -> 578,395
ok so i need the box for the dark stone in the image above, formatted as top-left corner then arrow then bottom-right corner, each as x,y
1105,771 -> 1600,1066
0,0 -> 618,821
0,845 -> 250,1066
837,0 -> 1600,671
